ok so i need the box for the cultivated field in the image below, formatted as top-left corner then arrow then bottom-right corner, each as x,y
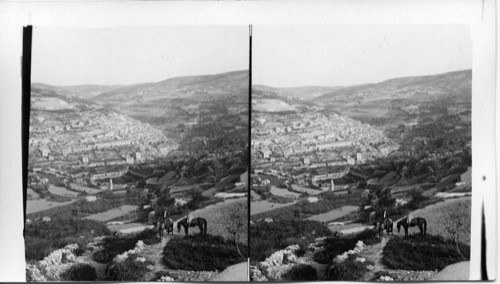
26,199 -> 76,214
31,97 -> 73,110
253,99 -> 294,112
306,205 -> 358,222
291,184 -> 323,195
270,186 -> 301,198
189,197 -> 248,243
409,197 -> 471,244
69,183 -> 101,194
250,200 -> 297,216
48,184 -> 79,197
27,187 -> 40,199
84,205 -> 139,222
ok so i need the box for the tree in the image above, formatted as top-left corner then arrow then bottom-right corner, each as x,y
225,201 -> 247,257
445,210 -> 469,259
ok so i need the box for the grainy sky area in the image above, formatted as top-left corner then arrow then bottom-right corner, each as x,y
253,25 -> 472,87
32,26 -> 249,86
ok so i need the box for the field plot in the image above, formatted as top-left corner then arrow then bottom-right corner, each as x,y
27,187 -> 40,199
251,200 -> 297,216
306,205 -> 358,222
410,197 -> 471,244
69,183 -> 101,194
270,186 -> 301,198
189,197 -> 248,242
107,221 -> 150,233
344,106 -> 388,119
327,222 -> 372,234
84,205 -> 138,222
291,184 -> 323,195
47,184 -> 79,197
27,199 -> 76,214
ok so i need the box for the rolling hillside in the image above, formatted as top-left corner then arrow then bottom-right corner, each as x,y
314,70 -> 471,105
253,85 -> 343,100
94,70 -> 249,105
31,83 -> 123,99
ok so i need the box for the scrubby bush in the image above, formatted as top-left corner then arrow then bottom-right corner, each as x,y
326,254 -> 369,281
162,235 -> 246,271
284,237 -> 309,257
61,263 -> 97,281
313,229 -> 379,264
105,257 -> 150,281
25,217 -> 111,261
135,228 -> 161,245
250,220 -> 331,262
382,234 -> 470,271
282,264 -> 318,281
92,229 -> 159,264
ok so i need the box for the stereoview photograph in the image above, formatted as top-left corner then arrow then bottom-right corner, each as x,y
25,26 -> 249,282
250,25 -> 472,281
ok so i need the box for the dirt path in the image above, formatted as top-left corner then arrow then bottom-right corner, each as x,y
142,235 -> 173,281
358,235 -> 391,281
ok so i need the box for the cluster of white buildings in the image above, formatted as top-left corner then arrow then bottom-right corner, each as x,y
252,111 -> 398,174
29,109 -> 178,172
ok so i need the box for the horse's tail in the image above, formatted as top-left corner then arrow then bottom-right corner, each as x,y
423,219 -> 427,235
203,220 -> 207,235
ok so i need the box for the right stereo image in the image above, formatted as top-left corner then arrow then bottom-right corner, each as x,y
249,25 -> 472,282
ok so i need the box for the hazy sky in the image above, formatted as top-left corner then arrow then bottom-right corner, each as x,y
33,26 -> 249,86
253,25 -> 471,87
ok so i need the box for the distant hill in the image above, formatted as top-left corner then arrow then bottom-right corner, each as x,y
253,85 -> 343,100
31,83 -> 123,99
251,85 -> 318,113
94,70 -> 249,104
314,70 -> 471,104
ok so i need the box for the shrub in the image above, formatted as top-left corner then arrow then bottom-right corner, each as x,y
250,220 -> 332,262
284,237 -> 309,257
313,229 -> 379,264
135,228 -> 161,245
105,257 -> 150,281
25,217 -> 111,262
162,235 -> 246,271
326,254 -> 369,280
382,234 -> 470,270
92,228 -> 160,263
282,264 -> 318,281
61,263 -> 97,281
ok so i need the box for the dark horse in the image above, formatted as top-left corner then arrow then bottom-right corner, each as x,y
397,217 -> 427,237
384,218 -> 394,236
376,218 -> 393,238
155,209 -> 174,240
177,217 -> 207,237
156,217 -> 174,240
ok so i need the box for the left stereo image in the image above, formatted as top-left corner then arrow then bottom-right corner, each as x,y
24,26 -> 250,282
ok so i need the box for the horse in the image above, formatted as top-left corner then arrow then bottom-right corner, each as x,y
164,217 -> 174,236
376,220 -> 385,238
156,218 -> 166,240
177,217 -> 207,237
384,218 -> 394,236
397,217 -> 427,237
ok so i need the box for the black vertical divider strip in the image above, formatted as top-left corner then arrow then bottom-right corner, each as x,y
480,200 -> 488,280
247,25 -> 252,270
22,26 -> 33,237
